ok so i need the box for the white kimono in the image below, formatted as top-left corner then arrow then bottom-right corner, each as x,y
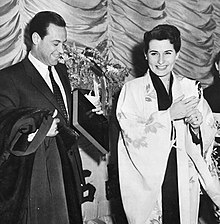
116,71 -> 220,224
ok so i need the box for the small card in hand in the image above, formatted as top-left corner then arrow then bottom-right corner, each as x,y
72,89 -> 109,154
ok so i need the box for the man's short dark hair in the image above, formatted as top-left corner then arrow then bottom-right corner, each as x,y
29,11 -> 66,41
144,24 -> 181,54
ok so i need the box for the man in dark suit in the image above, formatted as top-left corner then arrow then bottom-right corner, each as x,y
0,11 -> 95,224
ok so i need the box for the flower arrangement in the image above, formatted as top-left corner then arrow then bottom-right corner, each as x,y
59,41 -> 130,116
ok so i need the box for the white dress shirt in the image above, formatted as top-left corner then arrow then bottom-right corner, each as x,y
28,52 -> 69,115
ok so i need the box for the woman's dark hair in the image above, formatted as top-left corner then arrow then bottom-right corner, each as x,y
144,24 -> 181,54
29,11 -> 66,41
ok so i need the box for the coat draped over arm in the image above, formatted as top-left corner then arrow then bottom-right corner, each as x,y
0,107 -> 81,224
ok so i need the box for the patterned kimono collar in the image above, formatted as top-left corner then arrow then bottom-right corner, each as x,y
149,69 -> 173,110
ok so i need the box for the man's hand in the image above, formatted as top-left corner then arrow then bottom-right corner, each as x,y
170,95 -> 200,121
46,109 -> 60,137
92,104 -> 103,115
85,91 -> 103,115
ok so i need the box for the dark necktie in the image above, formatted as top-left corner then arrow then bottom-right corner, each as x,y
48,66 -> 69,122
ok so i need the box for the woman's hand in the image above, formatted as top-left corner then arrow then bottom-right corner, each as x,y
185,109 -> 203,133
170,95 -> 200,121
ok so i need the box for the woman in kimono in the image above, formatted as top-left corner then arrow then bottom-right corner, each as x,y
116,24 -> 220,224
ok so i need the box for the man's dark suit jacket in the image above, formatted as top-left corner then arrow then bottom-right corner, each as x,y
0,57 -> 71,120
0,57 -> 84,223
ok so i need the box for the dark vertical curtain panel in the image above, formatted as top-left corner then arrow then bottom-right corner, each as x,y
0,0 -> 220,86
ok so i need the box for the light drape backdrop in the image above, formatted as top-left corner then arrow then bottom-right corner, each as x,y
1,0 -> 220,86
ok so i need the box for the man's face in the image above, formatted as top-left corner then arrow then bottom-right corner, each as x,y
146,39 -> 179,77
34,23 -> 67,66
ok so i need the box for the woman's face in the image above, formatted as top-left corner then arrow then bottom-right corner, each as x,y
146,39 -> 179,77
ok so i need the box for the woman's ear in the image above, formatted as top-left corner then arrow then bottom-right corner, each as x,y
176,51 -> 180,59
144,52 -> 148,61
